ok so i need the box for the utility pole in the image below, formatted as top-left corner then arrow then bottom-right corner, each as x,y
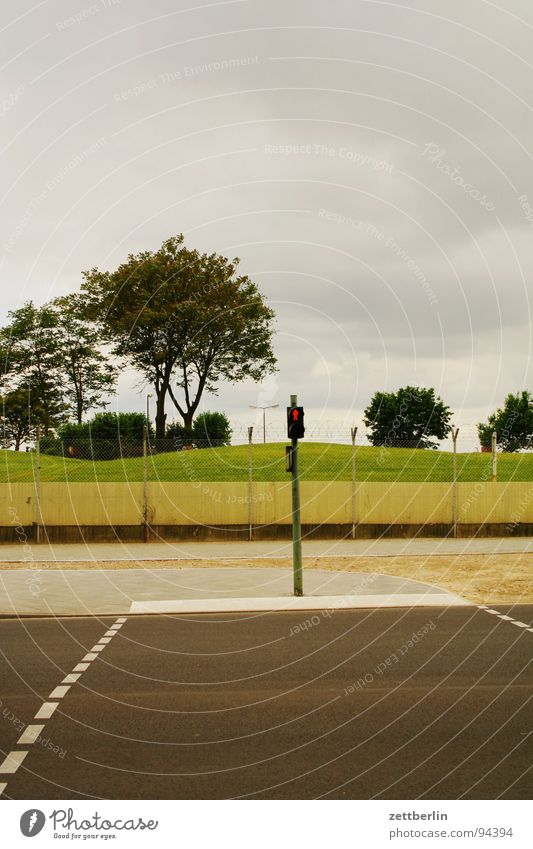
452,427 -> 459,538
287,395 -> 304,596
249,403 -> 279,443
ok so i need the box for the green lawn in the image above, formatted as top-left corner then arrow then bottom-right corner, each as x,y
1,443 -> 533,483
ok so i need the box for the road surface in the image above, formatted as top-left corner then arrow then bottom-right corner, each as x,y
0,606 -> 532,799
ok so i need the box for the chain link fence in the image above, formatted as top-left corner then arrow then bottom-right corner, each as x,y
2,428 -> 533,541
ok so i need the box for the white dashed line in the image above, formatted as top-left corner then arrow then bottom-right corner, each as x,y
62,673 -> 81,684
480,607 -> 532,632
34,702 -> 59,720
49,685 -> 71,700
0,616 -> 127,800
17,725 -> 45,745
0,751 -> 28,774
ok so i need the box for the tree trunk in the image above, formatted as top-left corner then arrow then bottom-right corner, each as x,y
182,410 -> 194,431
155,392 -> 167,438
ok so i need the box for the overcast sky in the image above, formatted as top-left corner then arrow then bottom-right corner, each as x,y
1,0 -> 532,445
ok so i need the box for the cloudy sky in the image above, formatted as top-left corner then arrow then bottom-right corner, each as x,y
1,0 -> 532,446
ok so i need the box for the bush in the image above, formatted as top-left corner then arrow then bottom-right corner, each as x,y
42,413 -> 151,459
193,411 -> 232,446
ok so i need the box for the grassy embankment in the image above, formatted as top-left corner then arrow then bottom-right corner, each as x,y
1,443 -> 532,482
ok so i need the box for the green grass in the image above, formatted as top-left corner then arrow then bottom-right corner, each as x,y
1,443 -> 533,483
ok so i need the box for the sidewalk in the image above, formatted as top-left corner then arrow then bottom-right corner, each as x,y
1,537 -> 532,563
0,567 -> 469,616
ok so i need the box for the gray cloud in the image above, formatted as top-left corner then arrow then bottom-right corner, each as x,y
1,0 -> 532,443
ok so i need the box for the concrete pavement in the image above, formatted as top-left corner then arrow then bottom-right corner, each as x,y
1,536 -> 532,563
0,568 -> 469,616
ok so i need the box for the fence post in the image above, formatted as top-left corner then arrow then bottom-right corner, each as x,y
143,425 -> 148,543
492,431 -> 497,481
452,427 -> 459,538
351,426 -> 357,540
247,426 -> 253,541
35,427 -> 41,544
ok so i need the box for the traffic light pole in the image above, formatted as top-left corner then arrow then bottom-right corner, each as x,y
290,394 -> 303,596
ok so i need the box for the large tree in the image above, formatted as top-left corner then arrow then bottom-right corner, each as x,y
50,294 -> 117,424
81,235 -> 277,437
0,301 -> 65,435
478,391 -> 533,452
364,385 -> 452,449
0,299 -> 116,434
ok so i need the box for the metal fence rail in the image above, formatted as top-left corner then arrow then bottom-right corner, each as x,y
2,429 -> 533,540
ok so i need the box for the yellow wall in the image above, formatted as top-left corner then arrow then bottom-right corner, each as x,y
40,482 -> 144,527
0,483 -> 36,527
1,480 -> 532,527
458,481 -> 533,524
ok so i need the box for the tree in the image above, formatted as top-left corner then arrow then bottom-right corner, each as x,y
81,235 -> 277,437
0,299 -> 115,434
364,386 -> 452,449
49,294 -> 117,424
478,391 -> 533,452
193,411 -> 232,445
1,387 -> 36,450
0,301 -> 66,435
83,412 -> 149,441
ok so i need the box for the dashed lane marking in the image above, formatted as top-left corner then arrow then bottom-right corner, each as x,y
17,725 -> 45,745
34,702 -> 59,720
49,685 -> 71,699
0,751 -> 28,774
480,606 -> 532,632
62,673 -> 81,684
0,617 -> 127,798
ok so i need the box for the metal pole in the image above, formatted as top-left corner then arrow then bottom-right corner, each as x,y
247,426 -> 254,541
452,427 -> 459,538
263,408 -> 266,444
351,426 -> 357,540
143,425 -> 148,543
290,394 -> 303,596
35,427 -> 41,544
492,431 -> 497,481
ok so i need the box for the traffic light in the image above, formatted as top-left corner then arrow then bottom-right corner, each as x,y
287,406 -> 305,439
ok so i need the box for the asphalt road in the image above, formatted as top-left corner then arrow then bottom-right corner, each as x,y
0,605 -> 532,800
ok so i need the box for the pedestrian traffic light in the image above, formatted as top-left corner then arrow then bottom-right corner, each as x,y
287,406 -> 305,439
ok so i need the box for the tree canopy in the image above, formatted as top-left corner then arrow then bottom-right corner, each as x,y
81,235 -> 277,437
478,391 -> 533,452
363,386 -> 452,449
0,299 -> 116,442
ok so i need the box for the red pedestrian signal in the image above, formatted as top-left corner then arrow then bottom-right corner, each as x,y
287,406 -> 305,439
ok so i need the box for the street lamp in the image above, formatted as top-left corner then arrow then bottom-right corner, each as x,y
249,403 -> 279,443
